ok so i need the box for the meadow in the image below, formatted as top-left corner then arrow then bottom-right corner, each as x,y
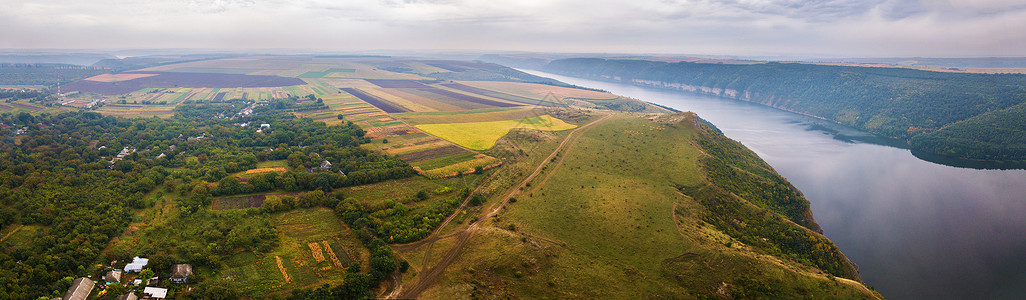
417,113 -> 879,299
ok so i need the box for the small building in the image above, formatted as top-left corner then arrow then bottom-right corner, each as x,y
143,287 -> 168,299
124,256 -> 148,273
170,264 -> 193,283
104,270 -> 122,284
320,160 -> 332,171
116,292 -> 138,300
63,277 -> 94,300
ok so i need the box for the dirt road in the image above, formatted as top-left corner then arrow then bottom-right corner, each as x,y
391,113 -> 611,299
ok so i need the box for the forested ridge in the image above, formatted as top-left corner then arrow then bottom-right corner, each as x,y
543,58 -> 1026,162
676,113 -> 860,280
0,99 -> 416,298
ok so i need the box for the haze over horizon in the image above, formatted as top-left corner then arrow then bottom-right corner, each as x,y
2,0 -> 1025,58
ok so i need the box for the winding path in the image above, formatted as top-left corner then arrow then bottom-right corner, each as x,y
390,113 -> 612,299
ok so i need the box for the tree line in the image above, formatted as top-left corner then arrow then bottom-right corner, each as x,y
543,58 -> 1026,162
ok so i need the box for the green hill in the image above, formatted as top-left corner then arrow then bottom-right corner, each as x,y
407,112 -> 878,299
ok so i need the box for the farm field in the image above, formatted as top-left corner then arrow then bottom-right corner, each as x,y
219,208 -> 365,297
43,55 -> 638,179
459,80 -> 619,101
95,103 -> 176,118
415,115 -> 577,150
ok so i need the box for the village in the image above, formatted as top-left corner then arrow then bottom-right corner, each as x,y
59,257 -> 192,300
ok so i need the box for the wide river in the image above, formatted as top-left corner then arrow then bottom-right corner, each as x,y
524,70 -> 1026,299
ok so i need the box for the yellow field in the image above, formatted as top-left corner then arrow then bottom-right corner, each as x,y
415,115 -> 576,150
245,167 -> 288,174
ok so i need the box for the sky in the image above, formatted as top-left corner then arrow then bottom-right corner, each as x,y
1,0 -> 1025,57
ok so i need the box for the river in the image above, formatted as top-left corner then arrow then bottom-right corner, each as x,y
523,70 -> 1026,299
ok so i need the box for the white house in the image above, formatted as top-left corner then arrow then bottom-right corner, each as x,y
124,256 -> 149,273
143,287 -> 168,299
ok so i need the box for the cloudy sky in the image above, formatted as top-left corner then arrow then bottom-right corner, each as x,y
2,0 -> 1025,57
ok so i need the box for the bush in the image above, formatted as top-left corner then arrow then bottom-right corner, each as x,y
469,194 -> 486,206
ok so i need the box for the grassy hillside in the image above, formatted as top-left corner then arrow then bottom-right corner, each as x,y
542,58 -> 1026,163
410,112 -> 879,299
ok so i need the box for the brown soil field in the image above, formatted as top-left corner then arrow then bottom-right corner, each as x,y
63,72 -> 304,95
373,88 -> 464,112
414,86 -> 520,108
341,87 -> 409,113
84,73 -> 160,82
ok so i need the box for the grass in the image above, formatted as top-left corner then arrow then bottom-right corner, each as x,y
415,115 -> 576,150
416,112 -> 880,299
0,225 -> 43,250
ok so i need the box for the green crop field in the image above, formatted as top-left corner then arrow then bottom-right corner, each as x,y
415,115 -> 576,150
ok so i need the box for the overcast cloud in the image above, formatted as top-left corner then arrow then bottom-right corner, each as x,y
1,0 -> 1024,57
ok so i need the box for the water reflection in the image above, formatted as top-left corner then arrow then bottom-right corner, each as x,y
524,70 -> 1026,299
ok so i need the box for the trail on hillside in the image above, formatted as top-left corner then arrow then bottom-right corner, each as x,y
392,113 -> 611,299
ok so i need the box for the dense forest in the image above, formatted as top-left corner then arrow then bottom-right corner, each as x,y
543,58 -> 1026,162
0,98 -> 415,298
679,114 -> 859,280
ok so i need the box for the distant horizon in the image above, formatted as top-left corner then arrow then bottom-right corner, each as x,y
3,48 -> 1026,61
3,0 -> 1025,57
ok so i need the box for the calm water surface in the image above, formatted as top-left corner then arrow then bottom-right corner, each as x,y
525,70 -> 1026,299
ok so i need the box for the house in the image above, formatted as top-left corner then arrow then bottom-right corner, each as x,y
104,270 -> 122,284
124,256 -> 148,273
170,264 -> 193,283
320,160 -> 332,171
142,287 -> 168,299
63,277 -> 94,300
116,292 -> 138,300
116,147 -> 135,160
